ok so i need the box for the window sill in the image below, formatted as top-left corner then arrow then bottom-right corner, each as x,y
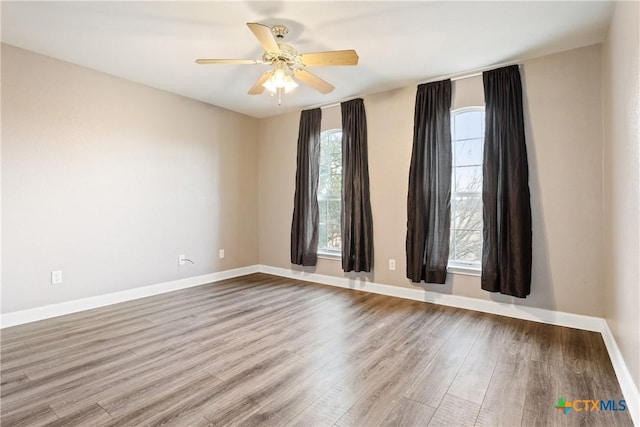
318,252 -> 341,261
447,264 -> 481,277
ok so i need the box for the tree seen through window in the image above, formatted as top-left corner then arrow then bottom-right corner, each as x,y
318,130 -> 342,254
450,108 -> 485,267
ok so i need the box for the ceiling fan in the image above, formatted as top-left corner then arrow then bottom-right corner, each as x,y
195,23 -> 358,103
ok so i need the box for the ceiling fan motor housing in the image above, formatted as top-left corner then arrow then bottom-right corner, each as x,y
262,44 -> 300,67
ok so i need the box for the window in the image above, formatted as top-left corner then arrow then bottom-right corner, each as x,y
449,108 -> 485,269
317,129 -> 342,255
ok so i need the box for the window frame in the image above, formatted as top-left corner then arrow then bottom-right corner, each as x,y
448,106 -> 485,274
317,129 -> 343,258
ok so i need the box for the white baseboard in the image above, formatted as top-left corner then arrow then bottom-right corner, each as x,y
601,322 -> 640,426
0,265 -> 259,328
3,264 -> 606,333
257,265 -> 605,332
258,264 -> 639,426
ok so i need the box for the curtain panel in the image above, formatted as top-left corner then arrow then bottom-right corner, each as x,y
481,65 -> 532,298
341,98 -> 374,272
290,108 -> 322,266
406,80 -> 452,284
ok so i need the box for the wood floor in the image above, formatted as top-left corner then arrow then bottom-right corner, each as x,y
0,273 -> 632,427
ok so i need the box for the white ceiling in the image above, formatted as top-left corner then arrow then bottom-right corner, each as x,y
1,1 -> 614,118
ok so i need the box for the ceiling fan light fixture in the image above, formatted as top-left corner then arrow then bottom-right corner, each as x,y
263,68 -> 298,94
196,22 -> 357,101
272,67 -> 287,87
283,75 -> 298,93
262,74 -> 278,93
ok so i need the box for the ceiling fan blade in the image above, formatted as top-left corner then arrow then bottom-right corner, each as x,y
300,50 -> 359,67
294,69 -> 335,94
247,22 -> 280,54
248,71 -> 273,95
196,59 -> 260,65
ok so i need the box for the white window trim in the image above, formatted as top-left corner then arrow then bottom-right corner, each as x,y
448,106 -> 485,273
452,106 -> 485,115
447,263 -> 481,276
318,251 -> 341,261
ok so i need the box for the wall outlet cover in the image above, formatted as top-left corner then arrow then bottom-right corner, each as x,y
51,270 -> 63,285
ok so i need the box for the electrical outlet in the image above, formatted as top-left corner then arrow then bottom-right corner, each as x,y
179,254 -> 186,266
388,259 -> 396,271
219,249 -> 225,259
51,270 -> 63,285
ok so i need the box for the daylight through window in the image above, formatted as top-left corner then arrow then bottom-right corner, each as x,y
449,108 -> 485,268
318,129 -> 342,255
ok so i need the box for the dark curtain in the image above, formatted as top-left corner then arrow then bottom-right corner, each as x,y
406,80 -> 452,284
290,108 -> 322,266
482,65 -> 532,298
341,98 -> 373,272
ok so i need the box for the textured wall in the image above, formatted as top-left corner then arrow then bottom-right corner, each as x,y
1,44 -> 259,312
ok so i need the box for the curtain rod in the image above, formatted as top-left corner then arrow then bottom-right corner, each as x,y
321,102 -> 341,110
421,61 -> 523,85
307,96 -> 359,111
307,60 -> 523,111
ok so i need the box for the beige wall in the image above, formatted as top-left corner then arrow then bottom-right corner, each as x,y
1,44 -> 259,313
1,39 -> 616,325
603,1 -> 640,392
259,44 -> 604,317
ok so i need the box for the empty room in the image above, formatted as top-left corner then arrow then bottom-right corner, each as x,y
1,1 -> 638,426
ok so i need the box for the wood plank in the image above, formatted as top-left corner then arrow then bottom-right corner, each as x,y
107,373 -> 220,426
235,410 -> 284,427
428,394 -> 480,426
530,321 -> 563,364
333,349 -> 425,426
380,397 -> 436,427
447,314 -> 511,404
236,353 -> 347,424
47,403 -> 112,426
288,340 -> 409,426
557,327 -> 633,426
0,404 -> 59,427
0,372 -> 31,396
0,341 -> 31,363
200,350 -> 321,424
0,274 -> 630,427
97,354 -> 219,418
474,339 -> 529,426
404,311 -> 488,408
1,350 -> 140,414
48,341 -> 204,418
521,359 -> 565,427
